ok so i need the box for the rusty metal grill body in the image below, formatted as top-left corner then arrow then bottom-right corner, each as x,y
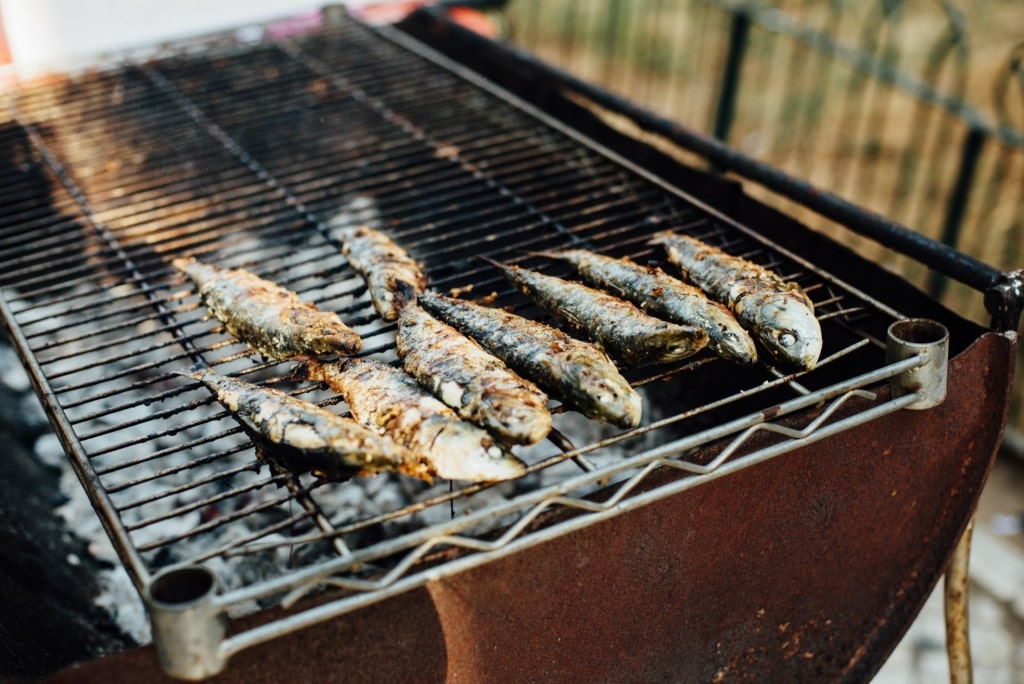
0,9 -> 1016,682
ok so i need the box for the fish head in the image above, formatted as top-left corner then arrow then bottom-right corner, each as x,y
638,326 -> 709,365
754,293 -> 823,370
570,368 -> 643,429
485,403 -> 553,446
428,420 -> 527,482
713,325 -> 759,365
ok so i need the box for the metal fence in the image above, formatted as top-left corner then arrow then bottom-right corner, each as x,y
499,0 -> 1024,431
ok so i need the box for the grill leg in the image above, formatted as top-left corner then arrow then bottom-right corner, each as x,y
944,515 -> 974,684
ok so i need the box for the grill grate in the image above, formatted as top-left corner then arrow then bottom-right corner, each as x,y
0,10 -> 923,667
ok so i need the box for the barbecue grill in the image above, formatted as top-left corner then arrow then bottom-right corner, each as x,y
0,5 -> 1019,682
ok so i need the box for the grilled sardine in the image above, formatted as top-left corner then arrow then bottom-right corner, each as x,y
396,301 -> 552,446
417,291 -> 642,429
649,232 -> 822,370
174,257 -> 361,359
537,249 -> 757,365
334,224 -> 427,321
486,259 -> 708,367
184,365 -> 432,482
304,358 -> 527,482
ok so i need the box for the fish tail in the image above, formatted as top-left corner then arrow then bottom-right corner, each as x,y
646,231 -> 669,246
525,249 -> 566,261
478,255 -> 518,280
171,256 -> 196,271
476,255 -> 503,268
393,279 -> 420,309
300,357 -> 355,386
285,359 -> 313,382
170,358 -> 211,382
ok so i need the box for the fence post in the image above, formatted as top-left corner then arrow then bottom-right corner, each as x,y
711,6 -> 751,155
601,0 -> 626,84
928,124 -> 988,299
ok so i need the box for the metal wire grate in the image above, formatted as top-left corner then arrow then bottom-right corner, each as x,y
0,10 -> 917,662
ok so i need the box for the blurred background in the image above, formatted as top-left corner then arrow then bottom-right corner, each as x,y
0,0 -> 1020,680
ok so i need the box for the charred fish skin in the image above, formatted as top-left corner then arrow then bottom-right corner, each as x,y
485,259 -> 709,367
305,358 -> 527,482
185,365 -> 432,482
539,249 -> 758,365
650,232 -> 823,370
417,291 -> 643,429
174,257 -> 362,360
396,303 -> 552,446
333,224 -> 428,322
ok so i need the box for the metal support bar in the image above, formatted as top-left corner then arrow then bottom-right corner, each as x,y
944,515 -> 975,684
930,125 -> 989,299
711,8 -> 750,149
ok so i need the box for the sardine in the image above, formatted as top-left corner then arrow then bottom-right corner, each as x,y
485,258 -> 709,367
304,358 -> 527,482
537,249 -> 757,365
184,365 -> 432,482
417,291 -> 642,429
174,257 -> 361,359
649,232 -> 822,370
334,224 -> 427,321
396,301 -> 552,446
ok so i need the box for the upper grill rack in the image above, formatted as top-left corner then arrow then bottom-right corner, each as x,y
0,10 -> 910,645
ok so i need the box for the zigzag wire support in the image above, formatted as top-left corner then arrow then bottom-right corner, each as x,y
274,386 -> 882,607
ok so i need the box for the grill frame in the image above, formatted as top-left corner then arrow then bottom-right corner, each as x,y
0,7 -> 1017,681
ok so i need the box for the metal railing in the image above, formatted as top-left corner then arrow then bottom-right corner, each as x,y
500,0 -> 1024,430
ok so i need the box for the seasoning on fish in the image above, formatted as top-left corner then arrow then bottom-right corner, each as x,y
183,364 -> 432,482
174,257 -> 361,360
334,224 -> 428,321
304,358 -> 527,482
417,291 -> 642,429
396,300 -> 552,445
536,249 -> 757,365
484,258 -> 709,367
649,232 -> 822,370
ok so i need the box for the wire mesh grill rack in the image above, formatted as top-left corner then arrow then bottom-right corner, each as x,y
0,9 -> 949,676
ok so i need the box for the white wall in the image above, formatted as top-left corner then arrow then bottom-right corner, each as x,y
0,0 -> 326,66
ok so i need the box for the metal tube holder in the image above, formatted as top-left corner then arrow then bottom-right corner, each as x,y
885,318 -> 949,409
145,565 -> 227,681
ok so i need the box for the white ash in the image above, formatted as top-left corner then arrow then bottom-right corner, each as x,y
5,195 -> 664,647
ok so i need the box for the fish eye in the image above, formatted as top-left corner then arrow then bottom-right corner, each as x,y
779,331 -> 797,347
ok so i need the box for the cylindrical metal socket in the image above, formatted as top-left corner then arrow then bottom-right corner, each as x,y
145,565 -> 228,680
886,318 -> 949,410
